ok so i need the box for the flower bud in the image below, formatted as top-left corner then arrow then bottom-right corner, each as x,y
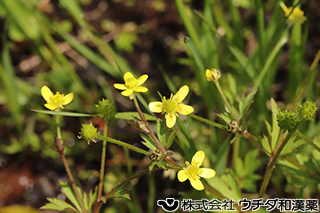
298,100 -> 318,121
277,110 -> 298,131
95,99 -> 116,121
205,68 -> 221,81
227,120 -> 241,133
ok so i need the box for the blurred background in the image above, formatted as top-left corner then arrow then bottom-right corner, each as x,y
0,0 -> 320,212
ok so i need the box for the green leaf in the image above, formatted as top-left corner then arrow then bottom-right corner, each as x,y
115,112 -> 156,121
59,181 -> 82,212
239,89 -> 258,119
166,129 -> 178,149
141,134 -> 157,150
157,119 -> 167,147
41,198 -> 78,212
32,109 -> 94,117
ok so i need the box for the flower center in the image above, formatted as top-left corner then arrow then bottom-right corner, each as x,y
163,99 -> 176,113
125,77 -> 138,88
50,92 -> 64,107
186,165 -> 199,176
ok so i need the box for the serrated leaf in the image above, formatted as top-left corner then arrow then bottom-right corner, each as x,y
239,89 -> 257,119
41,198 -> 78,212
260,135 -> 271,156
270,98 -> 280,150
141,134 -> 157,150
59,181 -> 82,212
281,138 -> 304,156
89,187 -> 98,210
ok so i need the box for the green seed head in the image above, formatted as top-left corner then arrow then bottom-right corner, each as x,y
277,110 -> 298,131
298,100 -> 318,121
95,99 -> 116,121
80,123 -> 98,142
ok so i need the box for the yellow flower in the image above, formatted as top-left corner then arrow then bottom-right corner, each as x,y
177,151 -> 216,191
205,68 -> 221,81
280,2 -> 306,24
41,86 -> 74,111
148,85 -> 194,128
114,72 -> 148,99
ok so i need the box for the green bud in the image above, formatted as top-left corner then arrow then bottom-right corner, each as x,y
227,120 -> 241,133
95,99 -> 116,121
298,100 -> 318,121
277,110 -> 298,131
149,149 -> 161,161
79,123 -> 98,144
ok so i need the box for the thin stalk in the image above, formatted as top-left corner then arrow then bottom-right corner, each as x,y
258,122 -> 302,197
214,81 -> 239,122
189,114 -> 227,130
101,168 -> 160,202
94,121 -> 109,213
133,97 -> 166,154
295,131 -> 320,153
133,97 -> 179,167
232,137 -> 240,169
96,135 -> 149,156
55,116 -> 87,213
291,50 -> 320,110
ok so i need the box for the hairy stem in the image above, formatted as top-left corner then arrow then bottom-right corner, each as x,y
94,121 -> 109,213
214,81 -> 239,122
55,116 -> 87,213
258,122 -> 301,197
291,50 -> 320,110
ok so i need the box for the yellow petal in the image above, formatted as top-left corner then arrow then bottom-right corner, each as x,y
137,74 -> 148,85
198,168 -> 216,179
44,103 -> 56,111
114,83 -> 127,90
191,151 -> 205,167
121,89 -> 133,96
190,179 -> 204,191
149,101 -> 163,113
177,170 -> 188,182
172,85 -> 189,103
124,72 -> 135,81
41,86 -> 53,102
62,92 -> 74,105
205,69 -> 212,81
134,86 -> 148,93
176,103 -> 194,115
165,112 -> 176,128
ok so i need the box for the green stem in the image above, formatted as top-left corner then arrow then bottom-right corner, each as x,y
94,122 -> 109,213
55,116 -> 87,213
189,114 -> 227,130
232,137 -> 240,169
214,81 -> 239,122
253,29 -> 288,91
56,115 -> 62,140
96,135 -> 150,156
133,96 -> 179,167
291,50 -> 320,110
258,122 -> 302,197
101,168 -> 160,202
295,131 -> 320,153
